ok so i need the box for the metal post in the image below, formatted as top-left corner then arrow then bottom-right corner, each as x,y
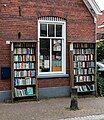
70,87 -> 79,110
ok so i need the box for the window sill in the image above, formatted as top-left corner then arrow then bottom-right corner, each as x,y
37,74 -> 69,79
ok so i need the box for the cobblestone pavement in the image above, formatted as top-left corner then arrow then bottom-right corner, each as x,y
0,97 -> 104,120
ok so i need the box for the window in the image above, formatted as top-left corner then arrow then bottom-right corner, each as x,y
38,17 -> 66,75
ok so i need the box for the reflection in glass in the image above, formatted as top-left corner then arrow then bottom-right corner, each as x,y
56,25 -> 62,37
48,24 -> 55,37
40,39 -> 50,72
40,24 -> 47,37
52,39 -> 62,72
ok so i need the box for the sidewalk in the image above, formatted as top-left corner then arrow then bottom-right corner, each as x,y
60,114 -> 104,120
0,96 -> 104,120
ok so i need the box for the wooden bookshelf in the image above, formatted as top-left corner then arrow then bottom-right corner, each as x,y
11,42 -> 38,102
72,43 -> 96,93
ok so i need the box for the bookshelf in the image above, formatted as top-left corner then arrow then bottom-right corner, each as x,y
73,43 -> 96,93
11,41 -> 38,102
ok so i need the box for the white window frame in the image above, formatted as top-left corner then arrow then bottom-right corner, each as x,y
38,19 -> 66,75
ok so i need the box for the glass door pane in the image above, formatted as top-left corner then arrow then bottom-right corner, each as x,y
40,39 -> 50,72
52,39 -> 62,72
48,24 -> 55,37
40,24 -> 47,37
56,25 -> 62,37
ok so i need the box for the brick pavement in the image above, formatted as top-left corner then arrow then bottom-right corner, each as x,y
0,97 -> 104,120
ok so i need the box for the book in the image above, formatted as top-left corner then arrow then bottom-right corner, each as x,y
14,55 -> 18,62
25,77 -> 31,85
86,84 -> 91,91
22,48 -> 27,54
26,55 -> 29,61
31,48 -> 34,54
28,48 -> 31,54
26,87 -> 34,95
17,48 -> 22,54
90,84 -> 95,91
33,55 -> 36,61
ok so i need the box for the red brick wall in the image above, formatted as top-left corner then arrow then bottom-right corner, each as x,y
97,11 -> 104,33
38,78 -> 70,88
0,0 -> 95,90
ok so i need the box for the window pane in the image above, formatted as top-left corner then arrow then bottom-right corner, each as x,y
40,39 -> 50,72
52,39 -> 62,72
40,24 -> 47,36
56,25 -> 62,37
48,24 -> 55,37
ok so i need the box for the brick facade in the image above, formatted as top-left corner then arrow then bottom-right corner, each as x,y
97,10 -> 104,40
0,0 -> 95,91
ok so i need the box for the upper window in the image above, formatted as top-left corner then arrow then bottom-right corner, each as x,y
38,17 -> 66,75
40,24 -> 62,37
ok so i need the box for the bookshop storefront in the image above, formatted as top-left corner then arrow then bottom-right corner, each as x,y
0,0 -> 101,102
1,16 -> 97,102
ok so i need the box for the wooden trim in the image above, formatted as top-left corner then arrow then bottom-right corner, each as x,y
11,43 -> 14,103
10,40 -> 37,43
67,41 -> 96,43
69,43 -> 74,88
83,0 -> 102,16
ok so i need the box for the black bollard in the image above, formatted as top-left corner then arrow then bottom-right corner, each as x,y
70,87 -> 79,110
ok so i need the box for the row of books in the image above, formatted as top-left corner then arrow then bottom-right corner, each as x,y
75,84 -> 95,92
14,87 -> 34,97
74,68 -> 95,75
74,75 -> 95,82
14,62 -> 35,69
14,48 -> 35,54
74,61 -> 95,68
14,70 -> 35,77
14,78 -> 36,86
73,43 -> 94,49
52,60 -> 62,67
14,43 -> 35,48
73,54 -> 94,61
14,55 -> 36,62
73,49 -> 94,54
74,61 -> 94,68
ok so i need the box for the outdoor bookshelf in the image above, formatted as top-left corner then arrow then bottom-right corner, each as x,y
11,41 -> 38,102
70,43 -> 96,94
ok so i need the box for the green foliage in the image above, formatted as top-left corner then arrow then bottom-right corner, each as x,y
97,43 -> 104,61
97,73 -> 104,96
